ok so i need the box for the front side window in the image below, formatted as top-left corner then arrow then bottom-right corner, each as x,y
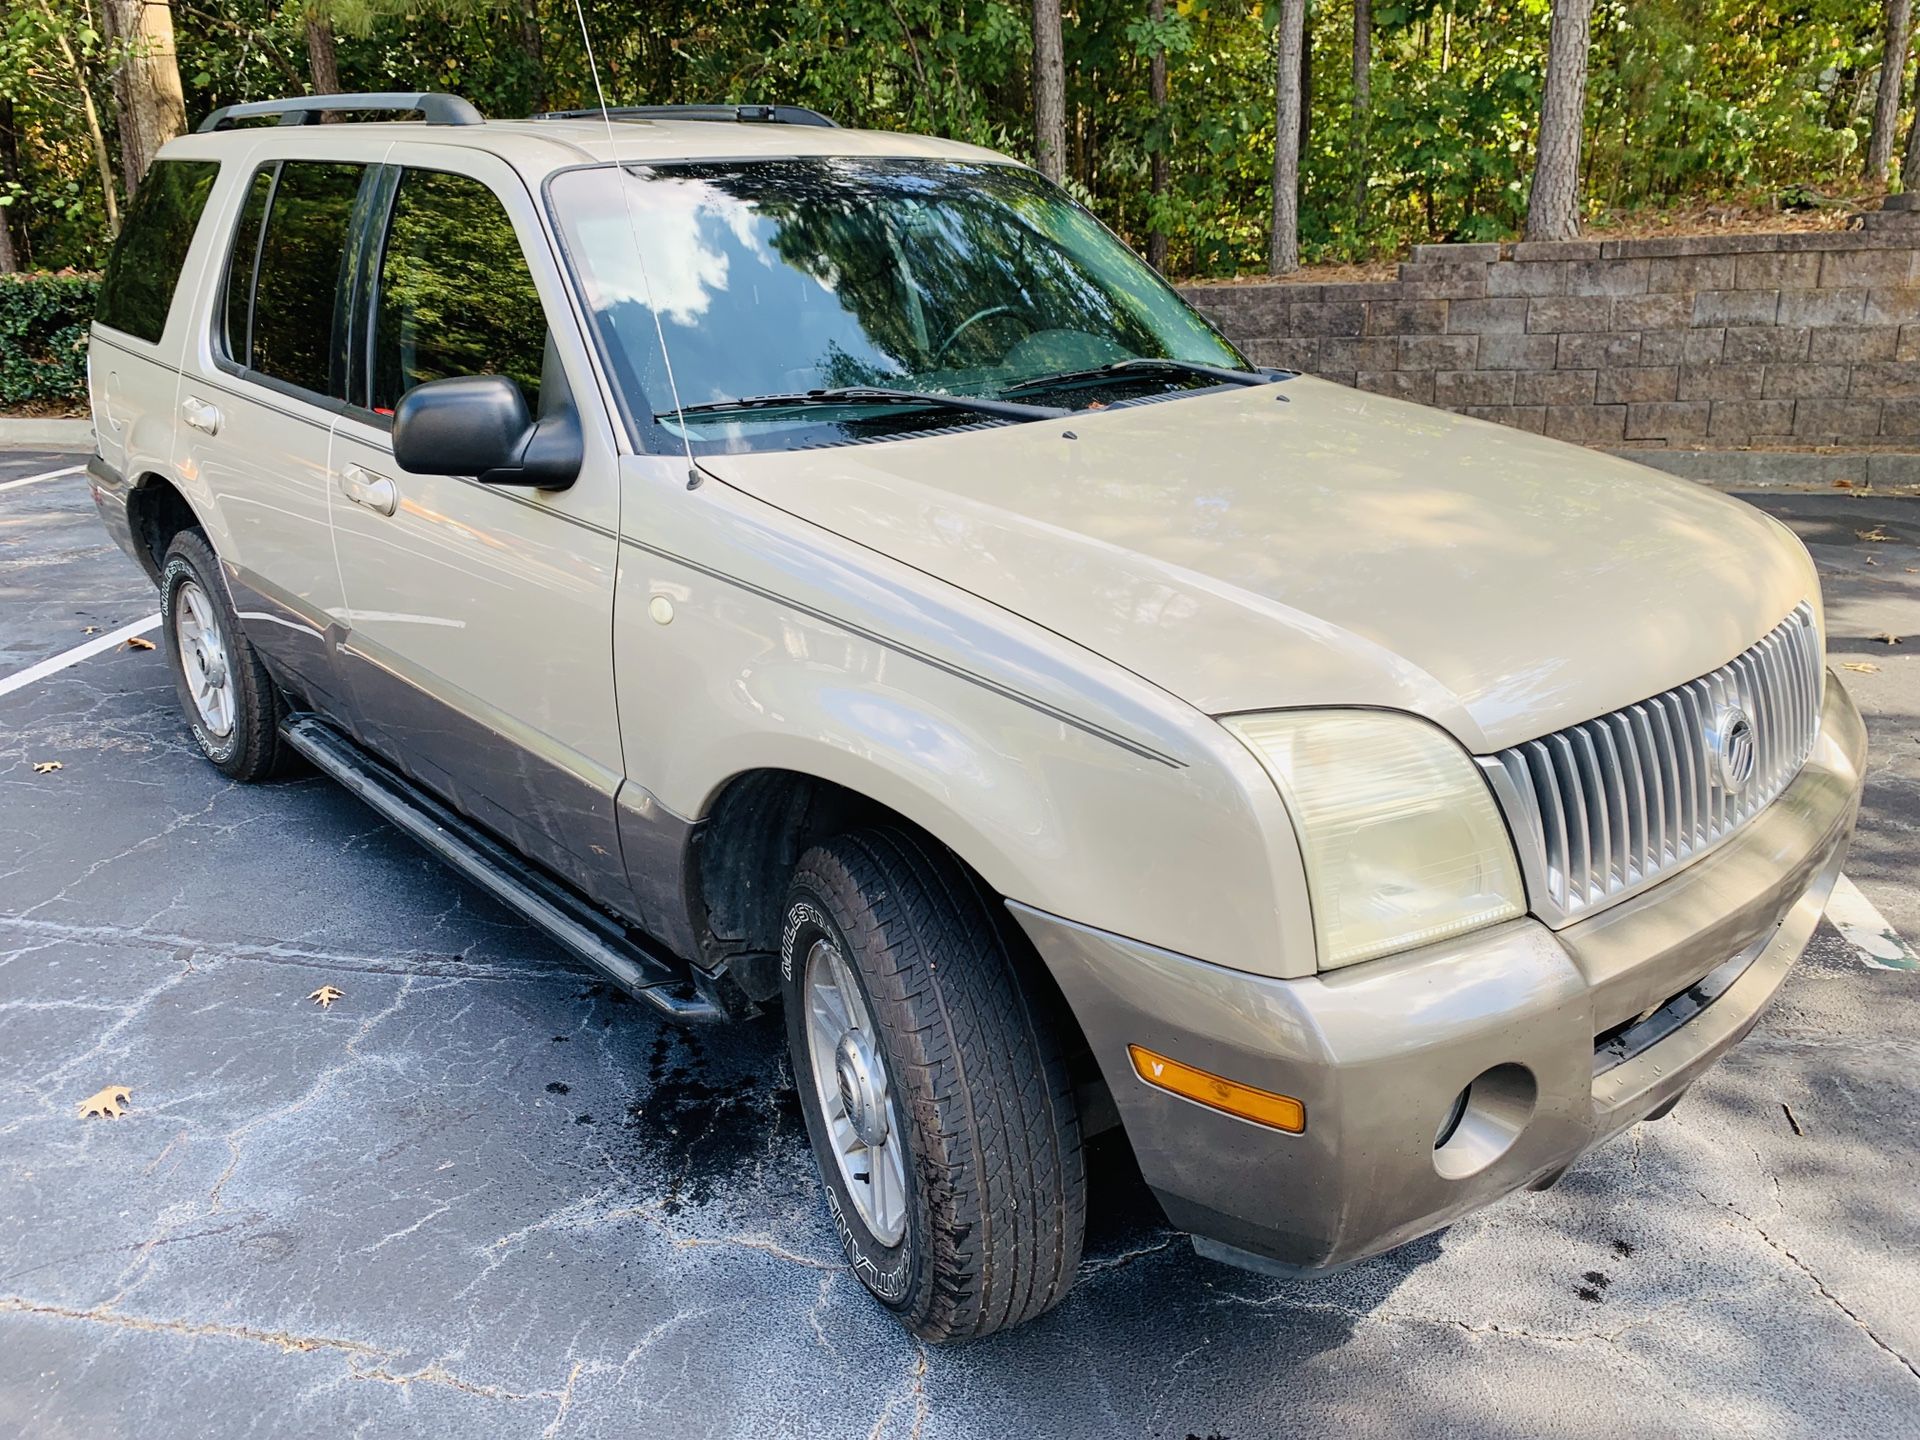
96,159 -> 220,343
371,168 -> 546,414
246,161 -> 366,400
549,158 -> 1249,454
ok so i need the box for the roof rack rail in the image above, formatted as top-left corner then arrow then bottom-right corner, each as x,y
531,103 -> 837,129
198,92 -> 484,133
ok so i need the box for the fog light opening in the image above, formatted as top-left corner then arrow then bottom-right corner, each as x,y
1433,1063 -> 1537,1181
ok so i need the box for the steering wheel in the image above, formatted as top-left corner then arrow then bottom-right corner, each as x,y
932,305 -> 1035,365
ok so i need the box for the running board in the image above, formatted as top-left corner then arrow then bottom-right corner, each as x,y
281,714 -> 722,1022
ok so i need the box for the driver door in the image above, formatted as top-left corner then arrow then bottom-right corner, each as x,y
325,147 -> 632,910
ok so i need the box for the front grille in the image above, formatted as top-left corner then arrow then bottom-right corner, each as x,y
1481,603 -> 1822,925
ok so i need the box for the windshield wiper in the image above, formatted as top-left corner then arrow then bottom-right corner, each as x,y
664,386 -> 1069,424
1002,357 -> 1282,396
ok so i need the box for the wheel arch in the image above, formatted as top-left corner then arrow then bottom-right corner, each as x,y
124,471 -> 212,582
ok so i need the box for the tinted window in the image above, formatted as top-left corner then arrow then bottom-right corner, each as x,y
372,169 -> 544,414
96,160 -> 220,343
250,161 -> 365,399
220,166 -> 275,366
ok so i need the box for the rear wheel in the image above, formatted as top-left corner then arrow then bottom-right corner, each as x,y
782,827 -> 1086,1341
159,530 -> 291,782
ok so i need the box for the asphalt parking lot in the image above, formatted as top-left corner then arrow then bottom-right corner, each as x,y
2,446 -> 1917,1439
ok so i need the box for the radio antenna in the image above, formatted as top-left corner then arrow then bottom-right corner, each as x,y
566,0 -> 702,487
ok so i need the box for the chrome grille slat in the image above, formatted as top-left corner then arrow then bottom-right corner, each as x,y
1484,604 -> 1821,925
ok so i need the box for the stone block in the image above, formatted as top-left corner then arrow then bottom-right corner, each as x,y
1412,242 -> 1503,264
1809,326 -> 1898,362
1248,337 -> 1318,371
1514,370 -> 1598,406
1434,369 -> 1517,406
1287,301 -> 1365,336
1543,405 -> 1627,443
1363,300 -> 1448,336
1486,262 -> 1566,297
1792,399 -> 1882,439
1708,400 -> 1794,438
1640,328 -> 1726,365
1722,327 -> 1810,364
1610,293 -> 1691,331
1864,288 -> 1920,324
1733,251 -> 1824,289
1595,366 -> 1679,404
1692,289 -> 1779,326
1556,331 -> 1642,369
1648,254 -> 1738,293
1819,249 -> 1915,289
1607,234 -> 1779,258
1446,298 -> 1531,334
1476,333 -> 1562,370
1318,337 -> 1400,371
1760,365 -> 1853,399
1566,258 -> 1650,296
1399,334 -> 1480,370
1902,325 -> 1920,362
1774,290 -> 1867,328
1879,398 -> 1920,436
1394,264 -> 1489,299
1678,363 -> 1766,400
1526,295 -> 1613,332
1624,401 -> 1711,441
1850,363 -> 1920,399
1512,240 -> 1602,262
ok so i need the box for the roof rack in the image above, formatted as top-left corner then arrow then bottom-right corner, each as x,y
531,103 -> 837,129
198,92 -> 484,133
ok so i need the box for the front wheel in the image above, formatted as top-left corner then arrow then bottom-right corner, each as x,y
782,828 -> 1086,1341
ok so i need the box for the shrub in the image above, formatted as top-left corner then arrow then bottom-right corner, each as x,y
0,272 -> 98,409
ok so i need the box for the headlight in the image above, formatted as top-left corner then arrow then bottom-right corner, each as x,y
1224,710 -> 1524,970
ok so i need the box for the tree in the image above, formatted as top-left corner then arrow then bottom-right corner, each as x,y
1146,0 -> 1168,271
1906,61 -> 1920,189
1268,0 -> 1304,274
1867,0 -> 1914,184
0,94 -> 19,271
1031,0 -> 1066,183
101,0 -> 187,195
1351,0 -> 1370,229
306,11 -> 340,94
1525,0 -> 1593,242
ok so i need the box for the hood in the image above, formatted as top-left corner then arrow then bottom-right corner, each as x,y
699,377 -> 1817,753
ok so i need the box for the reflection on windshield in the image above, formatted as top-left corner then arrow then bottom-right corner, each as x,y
550,158 -> 1247,453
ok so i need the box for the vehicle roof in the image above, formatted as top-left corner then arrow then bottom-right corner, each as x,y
158,115 -> 1016,179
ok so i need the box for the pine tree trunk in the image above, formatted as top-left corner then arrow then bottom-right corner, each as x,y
306,13 -> 341,95
1905,64 -> 1920,188
0,95 -> 20,273
1525,0 -> 1593,242
1268,0 -> 1305,275
1031,0 -> 1067,183
1351,0 -> 1370,228
1147,0 -> 1168,271
1868,0 -> 1914,183
102,0 -> 187,197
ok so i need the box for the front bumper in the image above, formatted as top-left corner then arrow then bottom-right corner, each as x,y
1011,674 -> 1866,1275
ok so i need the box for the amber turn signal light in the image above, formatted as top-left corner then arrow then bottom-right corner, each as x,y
1127,1045 -> 1306,1134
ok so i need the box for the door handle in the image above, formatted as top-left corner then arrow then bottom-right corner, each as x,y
181,396 -> 222,435
340,464 -> 398,517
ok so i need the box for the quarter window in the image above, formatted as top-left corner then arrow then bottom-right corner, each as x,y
96,159 -> 220,343
220,167 -> 275,366
246,161 -> 366,400
372,168 -> 545,415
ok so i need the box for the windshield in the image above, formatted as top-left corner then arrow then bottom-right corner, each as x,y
547,158 -> 1250,454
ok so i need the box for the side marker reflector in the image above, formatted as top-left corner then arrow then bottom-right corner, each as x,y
1127,1045 -> 1305,1133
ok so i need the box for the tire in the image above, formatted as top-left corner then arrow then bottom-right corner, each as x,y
158,529 -> 292,782
781,827 -> 1086,1341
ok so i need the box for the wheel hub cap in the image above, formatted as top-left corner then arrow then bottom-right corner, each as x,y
802,936 -> 908,1246
834,1032 -> 889,1148
172,578 -> 235,740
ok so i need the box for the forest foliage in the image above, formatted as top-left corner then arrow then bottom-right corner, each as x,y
0,0 -> 1906,280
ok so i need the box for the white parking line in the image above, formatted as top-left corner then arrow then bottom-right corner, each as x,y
0,614 -> 161,700
0,464 -> 85,494
1827,874 -> 1919,971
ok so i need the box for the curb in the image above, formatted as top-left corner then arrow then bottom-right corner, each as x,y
0,418 -> 94,450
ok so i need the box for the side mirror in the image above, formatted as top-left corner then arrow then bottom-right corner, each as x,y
390,375 -> 582,491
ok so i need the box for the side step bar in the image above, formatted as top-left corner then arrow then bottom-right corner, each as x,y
281,715 -> 723,1022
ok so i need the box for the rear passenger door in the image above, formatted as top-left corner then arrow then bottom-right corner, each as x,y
324,148 -> 631,910
177,155 -> 378,712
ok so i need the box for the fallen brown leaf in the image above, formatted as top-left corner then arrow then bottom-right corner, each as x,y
77,1085 -> 131,1120
31,761 -> 62,774
307,985 -> 345,1010
1856,526 -> 1892,543
125,635 -> 155,651
82,625 -> 98,635
1842,661 -> 1881,674
1875,632 -> 1904,645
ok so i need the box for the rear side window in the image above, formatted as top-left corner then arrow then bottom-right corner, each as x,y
372,168 -> 546,414
220,167 -> 275,366
96,160 -> 220,343
243,161 -> 366,400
